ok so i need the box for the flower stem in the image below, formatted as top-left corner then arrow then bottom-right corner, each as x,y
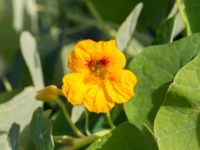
105,112 -> 116,129
176,0 -> 192,36
84,109 -> 91,136
60,135 -> 99,150
2,77 -> 12,92
56,99 -> 84,137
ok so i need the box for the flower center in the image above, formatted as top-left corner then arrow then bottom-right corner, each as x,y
88,58 -> 109,79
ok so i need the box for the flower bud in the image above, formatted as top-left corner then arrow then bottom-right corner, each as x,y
35,85 -> 62,102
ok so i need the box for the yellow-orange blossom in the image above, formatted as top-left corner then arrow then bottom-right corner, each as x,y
62,40 -> 137,113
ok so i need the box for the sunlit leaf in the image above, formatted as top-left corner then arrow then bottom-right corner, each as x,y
0,87 -> 41,149
71,105 -> 85,124
125,33 -> 200,129
20,31 -> 44,89
116,2 -> 143,51
154,54 -> 200,150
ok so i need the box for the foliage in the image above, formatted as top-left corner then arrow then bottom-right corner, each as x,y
0,0 -> 200,149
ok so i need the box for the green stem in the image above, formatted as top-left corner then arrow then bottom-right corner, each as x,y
56,99 -> 84,137
176,0 -> 192,36
2,77 -> 12,92
84,109 -> 91,136
59,135 -> 99,150
55,129 -> 111,149
105,112 -> 116,129
53,135 -> 74,143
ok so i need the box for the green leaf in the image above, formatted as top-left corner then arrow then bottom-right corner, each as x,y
124,33 -> 200,129
154,54 -> 200,150
7,123 -> 20,150
30,107 -> 54,150
90,0 -> 171,30
87,122 -> 158,150
0,0 -> 18,72
19,125 -> 35,150
20,31 -> 44,89
116,2 -> 143,51
0,87 -> 41,149
184,0 -> 200,33
153,16 -> 176,44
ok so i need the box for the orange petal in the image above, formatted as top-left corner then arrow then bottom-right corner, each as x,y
103,41 -> 126,72
83,84 -> 115,113
62,73 -> 91,105
105,70 -> 137,104
68,40 -> 95,73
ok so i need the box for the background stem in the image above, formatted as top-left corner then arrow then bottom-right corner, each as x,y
176,0 -> 192,36
2,77 -> 12,92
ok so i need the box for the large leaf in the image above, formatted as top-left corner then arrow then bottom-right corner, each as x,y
0,87 -> 41,150
124,33 -> 200,129
30,107 -> 54,150
87,122 -> 158,150
154,54 -> 200,150
116,2 -> 143,51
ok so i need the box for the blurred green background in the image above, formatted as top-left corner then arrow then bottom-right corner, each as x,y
0,0 -> 174,92
2,0 -> 200,149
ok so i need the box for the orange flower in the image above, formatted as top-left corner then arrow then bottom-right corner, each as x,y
62,40 -> 137,113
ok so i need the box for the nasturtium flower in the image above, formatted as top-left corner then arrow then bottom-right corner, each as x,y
62,40 -> 137,113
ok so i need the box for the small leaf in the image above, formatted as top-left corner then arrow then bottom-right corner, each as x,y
154,55 -> 200,150
7,123 -> 20,150
71,105 -> 85,124
30,107 -> 54,150
116,2 -> 143,51
153,16 -> 176,44
20,31 -> 44,89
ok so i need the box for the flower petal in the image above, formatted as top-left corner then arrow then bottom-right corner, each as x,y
62,73 -> 91,105
103,40 -> 126,72
68,40 -> 95,73
83,84 -> 115,113
105,70 -> 137,103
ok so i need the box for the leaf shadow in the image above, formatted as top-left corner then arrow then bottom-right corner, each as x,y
147,82 -> 192,128
146,82 -> 171,127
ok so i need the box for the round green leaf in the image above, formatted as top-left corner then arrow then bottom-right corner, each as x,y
30,107 -> 54,150
154,55 -> 200,150
124,33 -> 200,129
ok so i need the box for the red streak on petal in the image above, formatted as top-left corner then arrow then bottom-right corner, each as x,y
100,58 -> 109,66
